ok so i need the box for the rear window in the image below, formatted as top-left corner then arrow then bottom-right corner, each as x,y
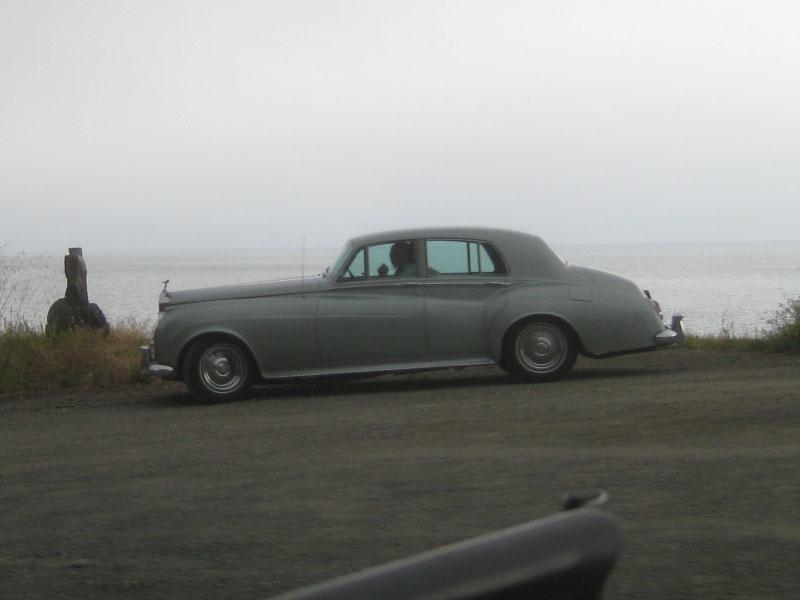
426,240 -> 507,276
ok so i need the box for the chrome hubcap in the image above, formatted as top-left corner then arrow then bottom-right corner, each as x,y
211,356 -> 232,377
516,323 -> 567,373
199,344 -> 247,393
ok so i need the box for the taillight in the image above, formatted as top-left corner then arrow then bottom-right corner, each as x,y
643,289 -> 662,315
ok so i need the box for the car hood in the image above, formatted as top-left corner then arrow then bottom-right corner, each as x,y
165,276 -> 327,306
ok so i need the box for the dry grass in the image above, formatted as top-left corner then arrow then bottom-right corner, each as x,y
1,246 -> 156,394
0,320 -> 153,395
683,296 -> 800,353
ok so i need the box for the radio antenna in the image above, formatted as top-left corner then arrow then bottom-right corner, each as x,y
301,236 -> 306,296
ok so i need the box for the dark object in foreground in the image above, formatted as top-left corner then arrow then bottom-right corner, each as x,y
46,247 -> 109,335
271,492 -> 620,600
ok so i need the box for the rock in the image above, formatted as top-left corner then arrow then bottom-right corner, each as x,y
46,298 -> 109,335
45,248 -> 109,335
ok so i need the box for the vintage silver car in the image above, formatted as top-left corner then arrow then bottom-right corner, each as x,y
142,227 -> 683,402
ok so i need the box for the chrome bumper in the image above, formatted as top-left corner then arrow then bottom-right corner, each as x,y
655,314 -> 685,346
139,343 -> 176,379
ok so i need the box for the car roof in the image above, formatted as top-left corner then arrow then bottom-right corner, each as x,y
349,226 -> 531,245
346,227 -> 566,279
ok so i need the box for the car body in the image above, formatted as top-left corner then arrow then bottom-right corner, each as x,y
142,227 -> 683,401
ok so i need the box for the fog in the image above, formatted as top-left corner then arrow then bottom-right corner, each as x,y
2,0 -> 799,251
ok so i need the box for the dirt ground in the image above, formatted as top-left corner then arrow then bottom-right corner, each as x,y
2,347 -> 799,599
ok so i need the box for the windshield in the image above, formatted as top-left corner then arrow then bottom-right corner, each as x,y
326,241 -> 353,280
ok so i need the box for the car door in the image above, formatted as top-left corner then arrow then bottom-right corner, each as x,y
317,241 -> 427,367
422,239 -> 510,361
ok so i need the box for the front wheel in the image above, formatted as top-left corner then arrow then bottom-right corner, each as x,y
505,321 -> 577,382
184,338 -> 254,402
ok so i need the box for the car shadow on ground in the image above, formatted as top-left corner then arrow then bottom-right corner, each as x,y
148,361 -> 670,407
149,370 -> 509,407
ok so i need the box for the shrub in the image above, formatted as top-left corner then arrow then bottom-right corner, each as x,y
685,296 -> 800,354
766,296 -> 800,353
0,320 -> 153,395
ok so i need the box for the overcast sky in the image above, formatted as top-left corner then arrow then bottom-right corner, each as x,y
2,0 -> 799,251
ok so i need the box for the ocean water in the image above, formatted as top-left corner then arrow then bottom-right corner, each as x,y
3,243 -> 799,337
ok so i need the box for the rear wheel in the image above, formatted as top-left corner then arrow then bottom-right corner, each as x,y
183,337 -> 254,402
505,320 -> 577,382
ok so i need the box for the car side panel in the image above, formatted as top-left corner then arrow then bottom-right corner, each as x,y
316,284 -> 427,366
422,280 -> 508,360
487,282 -> 665,358
566,288 -> 666,355
154,296 -> 318,378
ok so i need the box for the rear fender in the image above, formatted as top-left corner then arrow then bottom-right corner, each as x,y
487,284 -> 585,360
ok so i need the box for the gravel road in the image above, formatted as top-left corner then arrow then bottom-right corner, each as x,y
2,347 -> 799,599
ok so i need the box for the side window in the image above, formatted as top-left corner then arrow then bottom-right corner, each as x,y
338,240 -> 419,281
339,248 -> 366,280
370,240 -> 418,278
426,240 -> 506,276
367,243 -> 394,277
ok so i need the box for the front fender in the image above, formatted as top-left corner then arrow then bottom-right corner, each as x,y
153,295 -> 318,379
154,310 -> 259,380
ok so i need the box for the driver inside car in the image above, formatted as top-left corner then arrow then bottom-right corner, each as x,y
378,242 -> 417,277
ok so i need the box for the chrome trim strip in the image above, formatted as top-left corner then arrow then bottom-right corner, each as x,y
333,279 -> 511,290
420,281 -> 511,288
